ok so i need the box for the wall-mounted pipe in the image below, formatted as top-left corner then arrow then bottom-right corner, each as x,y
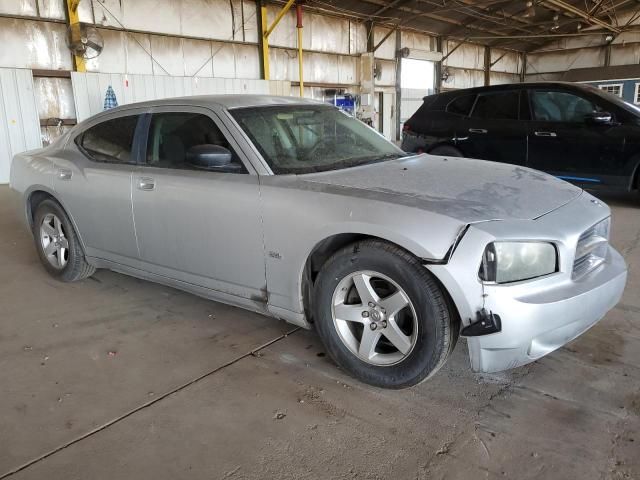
296,3 -> 303,97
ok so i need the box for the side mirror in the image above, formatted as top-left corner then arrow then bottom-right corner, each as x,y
186,144 -> 233,170
586,111 -> 613,125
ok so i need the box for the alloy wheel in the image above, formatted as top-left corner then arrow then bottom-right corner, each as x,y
331,270 -> 418,366
40,213 -> 69,269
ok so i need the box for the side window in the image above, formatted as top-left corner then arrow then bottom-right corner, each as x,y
145,112 -> 245,172
446,94 -> 476,116
530,90 -> 597,123
77,115 -> 139,163
470,91 -> 519,120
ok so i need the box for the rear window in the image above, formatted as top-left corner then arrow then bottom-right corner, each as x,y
77,115 -> 139,163
446,94 -> 476,116
470,91 -> 519,120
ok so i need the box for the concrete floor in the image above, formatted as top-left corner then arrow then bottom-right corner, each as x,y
0,185 -> 639,480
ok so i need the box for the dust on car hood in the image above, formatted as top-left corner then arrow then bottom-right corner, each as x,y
301,154 -> 583,224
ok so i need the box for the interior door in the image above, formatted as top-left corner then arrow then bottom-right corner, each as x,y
526,88 -> 626,185
461,89 -> 527,166
131,106 -> 266,301
52,112 -> 144,264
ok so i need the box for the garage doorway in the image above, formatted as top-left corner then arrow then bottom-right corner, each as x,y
400,58 -> 435,131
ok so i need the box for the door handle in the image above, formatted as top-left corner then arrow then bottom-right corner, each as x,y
137,177 -> 155,191
534,131 -> 557,137
468,128 -> 488,134
57,169 -> 72,180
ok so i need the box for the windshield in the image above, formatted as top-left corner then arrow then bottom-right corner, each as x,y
231,105 -> 405,174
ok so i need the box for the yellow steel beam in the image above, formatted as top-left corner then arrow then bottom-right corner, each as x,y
66,0 -> 86,72
264,0 -> 296,38
261,5 -> 270,80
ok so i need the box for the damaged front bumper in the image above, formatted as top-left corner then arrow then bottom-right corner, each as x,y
427,191 -> 628,373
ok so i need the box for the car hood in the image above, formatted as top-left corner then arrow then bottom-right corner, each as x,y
300,154 -> 583,224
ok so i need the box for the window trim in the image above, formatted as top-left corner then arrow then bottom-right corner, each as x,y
74,113 -> 146,165
469,90 -> 521,121
598,83 -> 623,98
140,105 -> 253,175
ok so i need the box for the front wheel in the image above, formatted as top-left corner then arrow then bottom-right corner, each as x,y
313,240 -> 458,389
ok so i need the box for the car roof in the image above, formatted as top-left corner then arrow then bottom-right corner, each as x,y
436,81 -> 591,96
90,94 -> 324,119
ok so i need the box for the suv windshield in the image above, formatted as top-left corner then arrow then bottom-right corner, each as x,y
231,105 -> 405,174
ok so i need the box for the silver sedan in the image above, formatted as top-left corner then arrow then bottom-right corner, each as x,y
9,95 -> 628,388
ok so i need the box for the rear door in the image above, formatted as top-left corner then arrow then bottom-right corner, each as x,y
460,89 -> 527,166
131,106 -> 266,301
526,88 -> 626,186
53,111 -> 144,264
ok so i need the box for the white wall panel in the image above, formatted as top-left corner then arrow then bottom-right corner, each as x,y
0,0 -> 37,16
234,44 -> 260,79
92,0 -> 237,41
0,18 -> 72,70
610,44 -> 640,66
527,49 -> 604,73
489,71 -> 520,85
373,26 -> 396,60
37,0 -> 65,19
444,41 -> 484,69
34,77 -> 76,119
375,59 -> 396,86
184,39 -> 214,77
149,36 -> 185,76
242,0 -> 258,43
350,21 -> 367,54
85,29 -> 126,73
71,72 -> 289,121
211,42 -> 237,78
490,49 -> 520,74
443,67 -> 484,89
524,72 -> 564,82
0,68 -> 41,184
401,31 -> 435,52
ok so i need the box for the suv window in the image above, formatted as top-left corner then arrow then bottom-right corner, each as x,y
530,90 -> 598,123
447,94 -> 476,116
470,91 -> 519,120
77,115 -> 139,163
145,112 -> 245,172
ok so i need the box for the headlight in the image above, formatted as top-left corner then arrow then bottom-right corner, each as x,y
479,242 -> 558,284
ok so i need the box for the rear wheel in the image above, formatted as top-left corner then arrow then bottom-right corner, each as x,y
32,199 -> 96,282
430,145 -> 463,157
313,240 -> 457,388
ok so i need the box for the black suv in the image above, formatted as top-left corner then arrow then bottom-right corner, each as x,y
402,82 -> 640,191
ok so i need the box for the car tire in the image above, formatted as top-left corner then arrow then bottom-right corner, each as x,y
429,145 -> 463,157
32,199 -> 96,282
313,239 -> 458,389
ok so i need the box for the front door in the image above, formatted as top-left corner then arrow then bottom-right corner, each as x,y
526,88 -> 626,186
461,89 -> 527,166
53,112 -> 144,264
131,107 -> 266,301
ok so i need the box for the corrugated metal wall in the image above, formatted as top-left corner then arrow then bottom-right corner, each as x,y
0,68 -> 41,184
71,72 -> 291,121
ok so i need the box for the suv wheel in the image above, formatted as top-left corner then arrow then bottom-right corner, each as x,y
313,240 -> 458,388
430,145 -> 463,157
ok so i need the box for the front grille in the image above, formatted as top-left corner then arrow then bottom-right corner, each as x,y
572,217 -> 610,279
